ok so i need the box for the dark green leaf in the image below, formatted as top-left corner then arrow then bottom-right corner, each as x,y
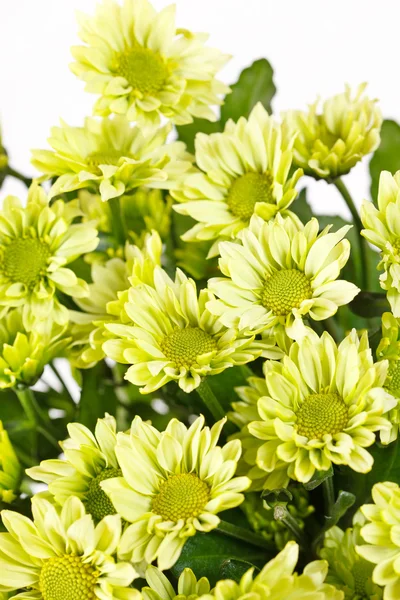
78,363 -> 117,430
171,531 -> 272,586
304,466 -> 334,491
350,291 -> 390,318
370,119 -> 400,202
206,365 -> 256,413
291,188 -> 313,224
176,119 -> 222,154
221,59 -> 276,125
219,559 -> 259,582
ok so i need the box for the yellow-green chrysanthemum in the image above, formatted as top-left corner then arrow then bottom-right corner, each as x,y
0,309 -> 70,389
0,183 -> 98,330
247,329 -> 396,486
103,265 -> 279,393
207,214 -> 359,339
321,521 -> 383,600
0,495 -> 139,600
122,188 -> 172,245
143,566 -> 211,600
32,117 -> 192,202
0,421 -> 21,504
201,541 -> 343,600
285,83 -> 382,179
27,415 -> 121,524
361,171 -> 400,316
101,415 -> 250,570
172,103 -> 303,257
357,481 -> 400,600
70,0 -> 230,129
69,231 -> 162,368
376,312 -> 400,444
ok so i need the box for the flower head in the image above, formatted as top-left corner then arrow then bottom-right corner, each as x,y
0,184 -> 98,330
143,566 -> 211,600
207,214 -> 359,338
361,171 -> 400,316
172,103 -> 303,257
0,495 -> 139,600
68,231 -> 162,368
103,265 -> 278,393
321,521 -> 382,600
357,481 -> 400,600
285,83 -> 381,179
70,0 -> 230,129
32,116 -> 191,201
201,541 -> 343,600
101,414 -> 250,570
27,415 -> 121,524
376,312 -> 400,444
0,421 -> 21,504
247,329 -> 395,486
0,309 -> 70,389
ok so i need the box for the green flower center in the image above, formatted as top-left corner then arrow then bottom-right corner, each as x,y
352,560 -> 372,598
152,473 -> 210,521
226,172 -> 274,221
85,467 -> 121,522
296,392 -> 348,439
40,555 -> 98,600
160,327 -> 217,369
86,149 -> 124,168
260,269 -> 312,316
387,360 -> 400,396
2,238 -> 51,288
115,47 -> 168,94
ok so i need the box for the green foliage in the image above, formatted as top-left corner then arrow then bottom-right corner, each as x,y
370,119 -> 400,201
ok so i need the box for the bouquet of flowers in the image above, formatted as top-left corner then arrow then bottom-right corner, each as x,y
2,1 -> 400,599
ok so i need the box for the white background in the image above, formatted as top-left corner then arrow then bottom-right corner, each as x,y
1,0 -> 399,218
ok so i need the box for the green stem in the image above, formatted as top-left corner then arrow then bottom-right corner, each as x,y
274,505 -> 305,547
322,476 -> 335,516
109,196 -> 126,246
14,387 -> 39,456
6,166 -> 32,187
217,519 -> 275,552
322,316 -> 341,342
197,379 -> 226,421
333,177 -> 369,291
49,362 -> 75,406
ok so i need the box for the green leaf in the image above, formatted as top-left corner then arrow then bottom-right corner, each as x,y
176,119 -> 222,154
171,531 -> 272,586
290,188 -> 313,224
221,59 -> 276,125
304,466 -> 334,491
219,559 -> 259,582
78,363 -> 117,430
370,119 -> 400,202
350,291 -> 390,318
206,365 -> 257,413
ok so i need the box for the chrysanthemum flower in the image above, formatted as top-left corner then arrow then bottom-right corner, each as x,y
247,329 -> 396,486
70,0 -> 230,129
172,103 -> 303,257
201,541 -> 343,600
0,495 -> 139,600
143,565 -> 211,600
69,231 -> 162,368
376,312 -> 400,444
31,117 -> 192,202
321,521 -> 383,600
0,309 -> 70,389
0,184 -> 98,330
361,171 -> 400,316
103,265 -> 278,393
284,83 -> 382,179
27,415 -> 121,523
207,214 -> 359,338
0,421 -> 21,504
357,481 -> 400,600
101,415 -> 250,570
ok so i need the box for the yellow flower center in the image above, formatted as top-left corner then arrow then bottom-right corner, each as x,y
40,555 -> 98,600
296,392 -> 348,439
85,467 -> 122,522
387,360 -> 400,396
226,172 -> 274,221
160,327 -> 217,368
260,269 -> 312,316
152,473 -> 210,521
86,149 -> 124,168
115,47 -> 168,94
2,238 -> 51,288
